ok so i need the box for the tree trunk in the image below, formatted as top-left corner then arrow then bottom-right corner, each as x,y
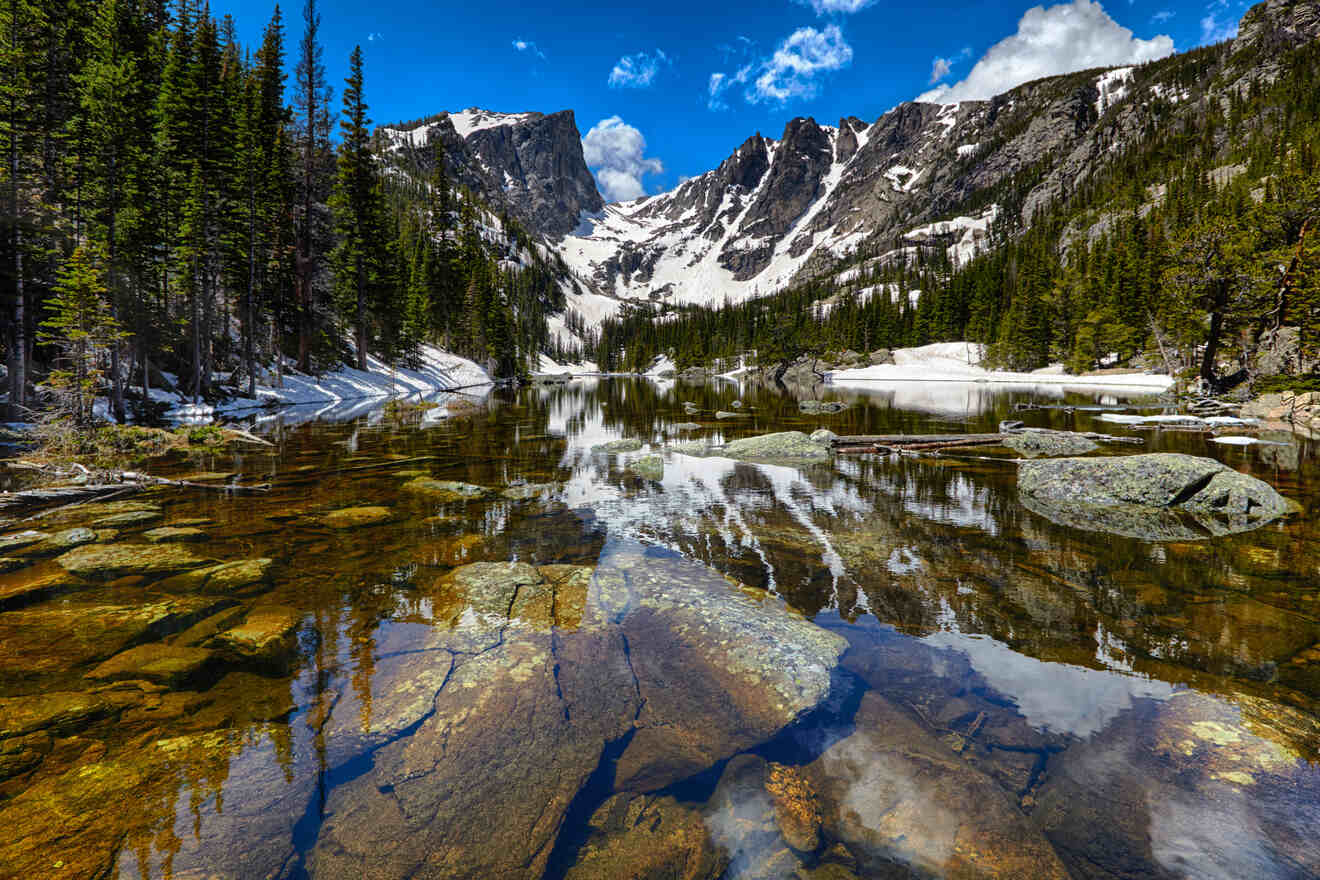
357,266 -> 367,371
1200,297 -> 1226,388
246,179 -> 257,398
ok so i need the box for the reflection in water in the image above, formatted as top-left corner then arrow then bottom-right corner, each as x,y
0,377 -> 1317,878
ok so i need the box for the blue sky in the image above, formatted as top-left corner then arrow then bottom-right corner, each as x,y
212,0 -> 1255,202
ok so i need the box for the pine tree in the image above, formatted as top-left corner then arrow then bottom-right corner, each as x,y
329,45 -> 387,371
38,246 -> 124,427
293,0 -> 332,371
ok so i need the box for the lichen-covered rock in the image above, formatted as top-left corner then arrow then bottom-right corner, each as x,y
55,543 -> 215,580
157,557 -> 274,594
629,454 -> 665,481
400,477 -> 494,502
804,692 -> 1070,879
721,431 -> 831,462
85,644 -> 215,687
591,438 -> 644,453
1032,690 -> 1320,880
1004,431 -> 1099,458
564,793 -> 728,880
1019,453 -> 1290,540
141,526 -> 209,543
320,505 -> 395,528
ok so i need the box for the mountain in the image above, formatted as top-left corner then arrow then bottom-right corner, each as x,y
381,108 -> 603,239
377,0 -> 1320,363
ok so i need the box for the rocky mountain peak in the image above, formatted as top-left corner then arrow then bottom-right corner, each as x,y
381,108 -> 602,240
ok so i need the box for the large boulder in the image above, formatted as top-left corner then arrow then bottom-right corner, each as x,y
1032,690 -> 1320,879
803,692 -> 1071,879
721,431 -> 831,462
1018,453 -> 1291,540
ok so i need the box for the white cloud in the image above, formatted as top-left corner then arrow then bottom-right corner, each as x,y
581,116 -> 664,203
707,65 -> 753,110
367,32 -> 383,42
929,47 -> 972,84
609,50 -> 670,88
1152,10 -> 1174,22
795,0 -> 878,14
749,24 -> 854,104
511,38 -> 546,60
915,0 -> 1174,104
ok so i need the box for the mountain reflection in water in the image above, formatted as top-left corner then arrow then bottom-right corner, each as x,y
0,377 -> 1316,880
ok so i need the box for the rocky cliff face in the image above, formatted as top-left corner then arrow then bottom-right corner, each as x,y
382,108 -> 603,239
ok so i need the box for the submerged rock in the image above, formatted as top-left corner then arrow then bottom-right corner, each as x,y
1019,453 -> 1291,540
1032,690 -> 1320,880
27,527 -> 98,556
804,692 -> 1070,879
0,531 -> 47,553
85,643 -> 214,687
211,605 -> 302,666
310,553 -> 845,879
321,505 -> 396,529
1004,431 -> 1099,458
721,431 -> 831,462
157,557 -> 274,594
565,793 -> 728,880
400,477 -> 495,502
592,438 -> 644,453
601,550 -> 847,792
629,454 -> 665,481
55,543 -> 215,580
501,482 -> 558,501
92,509 -> 164,528
0,691 -> 116,739
715,410 -> 748,419
0,595 -> 234,686
0,567 -> 91,611
0,557 -> 23,574
141,526 -> 209,543
673,421 -> 703,431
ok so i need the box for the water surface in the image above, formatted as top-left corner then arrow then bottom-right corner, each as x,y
0,378 -> 1317,879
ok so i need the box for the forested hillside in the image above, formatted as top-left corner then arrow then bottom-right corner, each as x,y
595,9 -> 1320,390
1,0 -> 565,425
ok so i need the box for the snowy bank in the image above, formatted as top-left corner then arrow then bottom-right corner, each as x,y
828,342 -> 1174,393
168,345 -> 491,424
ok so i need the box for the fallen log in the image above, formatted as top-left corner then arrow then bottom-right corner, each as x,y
829,429 -> 1145,453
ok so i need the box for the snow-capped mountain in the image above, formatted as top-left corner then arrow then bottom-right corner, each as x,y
379,0 -> 1320,347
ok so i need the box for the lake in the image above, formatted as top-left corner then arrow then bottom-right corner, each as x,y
0,377 -> 1317,879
